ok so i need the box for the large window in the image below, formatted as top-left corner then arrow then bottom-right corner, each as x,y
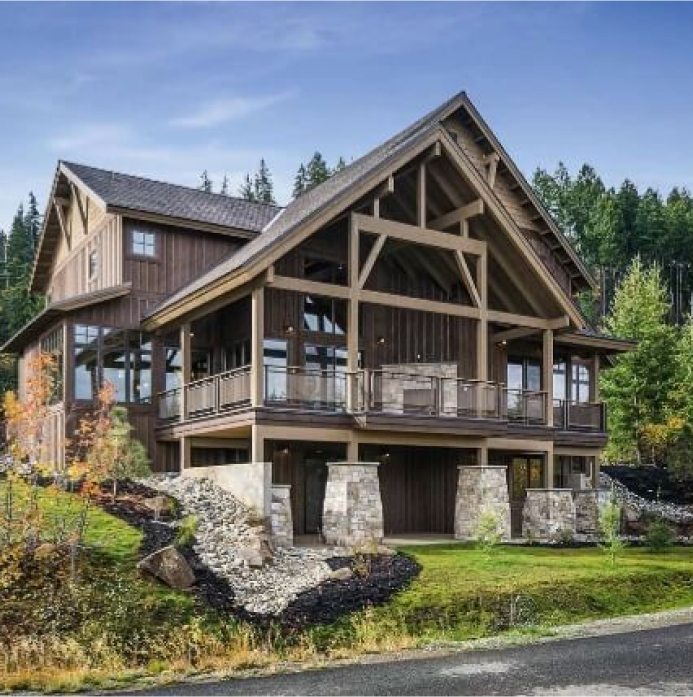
163,347 -> 211,389
131,230 -> 156,257
553,360 -> 567,402
73,325 -> 152,403
303,295 -> 346,335
571,362 -> 591,403
264,339 -> 288,401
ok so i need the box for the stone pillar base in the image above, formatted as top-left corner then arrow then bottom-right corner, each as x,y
322,462 -> 383,547
523,489 -> 576,541
454,466 -> 511,541
574,489 -> 610,535
270,484 -> 293,547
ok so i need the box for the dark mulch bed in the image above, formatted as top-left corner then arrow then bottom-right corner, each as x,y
95,480 -> 420,630
603,465 -> 693,506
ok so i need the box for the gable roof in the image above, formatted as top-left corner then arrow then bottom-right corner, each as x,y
30,161 -> 282,293
145,91 -> 591,328
61,161 -> 281,232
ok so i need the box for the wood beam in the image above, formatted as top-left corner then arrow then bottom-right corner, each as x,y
429,199 -> 485,231
358,234 -> 388,289
487,311 -> 569,331
360,289 -> 480,320
268,274 -> 351,300
353,213 -> 485,256
483,152 -> 500,189
454,251 -> 481,308
492,326 -> 540,344
347,216 -> 359,378
250,287 -> 264,407
53,199 -> 70,249
543,328 -> 554,426
69,183 -> 88,234
428,163 -> 464,210
180,323 -> 192,421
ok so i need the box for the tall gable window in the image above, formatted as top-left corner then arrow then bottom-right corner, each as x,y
131,230 -> 156,257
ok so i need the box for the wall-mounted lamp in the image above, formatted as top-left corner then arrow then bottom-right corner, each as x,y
416,353 -> 422,362
500,339 -> 507,346
283,323 -> 295,335
376,336 -> 386,346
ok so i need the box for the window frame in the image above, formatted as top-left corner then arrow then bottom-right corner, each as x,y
129,229 -> 158,260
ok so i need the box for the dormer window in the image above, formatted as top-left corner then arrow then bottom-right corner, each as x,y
131,230 -> 156,257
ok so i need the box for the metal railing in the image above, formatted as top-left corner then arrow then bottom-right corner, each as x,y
264,365 -> 347,412
553,399 -> 606,432
505,388 -> 547,425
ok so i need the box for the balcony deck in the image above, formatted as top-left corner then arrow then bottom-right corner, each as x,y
157,365 -> 606,440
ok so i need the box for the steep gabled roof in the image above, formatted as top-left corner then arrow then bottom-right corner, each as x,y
146,91 -> 592,327
61,162 -> 281,232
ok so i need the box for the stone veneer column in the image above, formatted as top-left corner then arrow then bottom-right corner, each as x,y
269,484 -> 293,547
322,462 -> 383,547
454,466 -> 511,541
574,489 -> 610,535
522,489 -> 576,541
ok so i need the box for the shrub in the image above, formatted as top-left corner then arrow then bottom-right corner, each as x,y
599,500 -> 626,565
645,518 -> 675,553
175,515 -> 197,548
475,510 -> 503,558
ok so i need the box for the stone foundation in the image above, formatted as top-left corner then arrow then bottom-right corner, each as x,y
270,484 -> 293,547
454,466 -> 511,541
322,462 -> 383,547
523,489 -> 576,541
575,489 -> 610,535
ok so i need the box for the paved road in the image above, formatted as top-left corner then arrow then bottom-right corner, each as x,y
130,622 -> 693,695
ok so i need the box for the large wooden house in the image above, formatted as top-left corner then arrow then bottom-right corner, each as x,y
6,92 -> 633,539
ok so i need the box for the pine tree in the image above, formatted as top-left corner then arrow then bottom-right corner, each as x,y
253,159 -> 275,204
24,192 -> 41,250
334,156 -> 347,172
293,164 -> 307,198
198,170 -> 213,193
601,259 -> 680,462
6,205 -> 34,287
239,174 -> 256,202
305,152 -> 331,192
220,175 -> 229,196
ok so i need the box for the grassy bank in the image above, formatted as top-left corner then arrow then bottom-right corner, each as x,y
4,484 -> 693,693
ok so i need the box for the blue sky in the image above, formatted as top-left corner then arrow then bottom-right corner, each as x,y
1,2 -> 693,228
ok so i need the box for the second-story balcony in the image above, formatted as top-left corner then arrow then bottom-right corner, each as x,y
157,365 -> 606,433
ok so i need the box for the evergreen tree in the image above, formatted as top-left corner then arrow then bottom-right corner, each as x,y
305,152 -> 330,192
198,170 -> 213,193
334,156 -> 347,172
253,159 -> 275,204
24,192 -> 41,250
219,175 -> 229,196
293,164 -> 307,198
239,174 -> 256,202
6,205 -> 34,287
601,259 -> 680,461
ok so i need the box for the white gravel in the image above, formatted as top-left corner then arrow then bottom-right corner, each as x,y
142,475 -> 338,615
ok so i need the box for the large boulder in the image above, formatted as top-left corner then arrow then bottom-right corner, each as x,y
138,546 -> 195,589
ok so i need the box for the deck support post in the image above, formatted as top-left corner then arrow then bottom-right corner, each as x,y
251,286 -> 264,407
543,328 -> 554,427
180,322 -> 191,422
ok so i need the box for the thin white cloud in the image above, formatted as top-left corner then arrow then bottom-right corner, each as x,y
170,91 -> 296,130
47,124 -> 131,152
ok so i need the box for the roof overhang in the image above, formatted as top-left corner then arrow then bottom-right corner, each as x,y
555,331 -> 636,354
2,284 -> 132,353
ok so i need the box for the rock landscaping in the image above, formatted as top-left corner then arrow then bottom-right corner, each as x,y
89,474 -> 421,626
601,471 -> 693,536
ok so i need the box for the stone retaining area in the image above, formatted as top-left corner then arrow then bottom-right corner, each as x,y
523,489 -> 576,541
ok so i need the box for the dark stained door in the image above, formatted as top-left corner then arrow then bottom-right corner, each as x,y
304,456 -> 328,534
509,456 -> 543,537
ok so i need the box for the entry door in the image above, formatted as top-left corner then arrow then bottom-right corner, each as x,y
509,456 -> 543,537
304,457 -> 328,534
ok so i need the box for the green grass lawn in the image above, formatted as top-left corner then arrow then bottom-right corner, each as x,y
330,543 -> 693,644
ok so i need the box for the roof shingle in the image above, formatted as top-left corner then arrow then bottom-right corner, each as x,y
62,161 -> 281,233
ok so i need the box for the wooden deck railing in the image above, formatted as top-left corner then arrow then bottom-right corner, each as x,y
156,365 -> 604,433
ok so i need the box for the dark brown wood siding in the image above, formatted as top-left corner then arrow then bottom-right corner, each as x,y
361,444 -> 475,535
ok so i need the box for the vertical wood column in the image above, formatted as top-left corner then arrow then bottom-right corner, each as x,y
250,286 -> 264,407
476,251 -> 488,381
180,322 -> 192,422
543,328 -> 554,426
478,441 -> 489,466
179,435 -> 191,472
545,442 -> 555,489
592,354 -> 600,402
417,163 -> 426,228
347,215 -> 360,411
251,424 -> 264,464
